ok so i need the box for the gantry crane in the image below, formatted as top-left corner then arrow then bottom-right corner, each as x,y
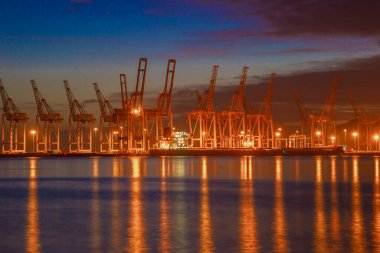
0,79 -> 28,153
316,75 -> 339,147
188,65 -> 218,148
146,59 -> 176,149
64,80 -> 95,153
294,74 -> 339,147
31,80 -> 63,153
217,66 -> 248,148
346,91 -> 379,151
294,93 -> 316,147
93,82 -> 119,153
246,73 -> 275,148
127,58 -> 148,153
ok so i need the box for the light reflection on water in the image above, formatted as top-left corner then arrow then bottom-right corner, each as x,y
239,157 -> 258,253
273,157 -> 288,253
0,156 -> 378,252
26,159 -> 40,253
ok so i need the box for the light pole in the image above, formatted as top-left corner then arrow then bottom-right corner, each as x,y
30,130 -> 36,153
316,131 -> 321,147
275,131 -> 281,148
374,134 -> 379,151
331,136 -> 336,146
93,127 -> 98,153
344,129 -> 347,147
352,132 -> 358,151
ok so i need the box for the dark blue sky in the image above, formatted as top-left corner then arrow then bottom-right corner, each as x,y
1,0 -> 380,129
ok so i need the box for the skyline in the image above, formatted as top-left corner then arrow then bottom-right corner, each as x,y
1,0 -> 380,130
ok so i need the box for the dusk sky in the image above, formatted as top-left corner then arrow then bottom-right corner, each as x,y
1,0 -> 380,131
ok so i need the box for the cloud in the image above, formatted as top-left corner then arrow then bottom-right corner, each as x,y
195,0 -> 380,37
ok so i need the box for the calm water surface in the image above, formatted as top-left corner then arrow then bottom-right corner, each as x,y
0,156 -> 379,252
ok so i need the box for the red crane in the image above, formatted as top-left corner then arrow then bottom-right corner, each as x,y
31,80 -> 62,153
64,80 -> 95,153
217,66 -> 248,148
0,79 -> 28,153
188,65 -> 219,148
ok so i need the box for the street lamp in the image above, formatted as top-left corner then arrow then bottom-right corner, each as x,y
352,132 -> 358,151
93,127 -> 98,153
275,132 -> 281,148
30,130 -> 36,152
330,136 -> 336,146
374,134 -> 379,151
343,129 -> 347,147
316,131 -> 321,146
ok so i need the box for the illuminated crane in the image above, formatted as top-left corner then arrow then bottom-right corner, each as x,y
294,93 -> 316,147
346,91 -> 379,151
217,66 -> 248,148
0,79 -> 28,153
64,80 -> 95,153
113,74 -> 129,152
31,80 -> 63,153
246,73 -> 275,148
188,65 -> 218,148
294,74 -> 339,147
127,58 -> 148,153
316,75 -> 339,147
93,82 -> 119,153
147,59 -> 176,149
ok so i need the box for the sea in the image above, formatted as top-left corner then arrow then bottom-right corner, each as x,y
0,155 -> 379,252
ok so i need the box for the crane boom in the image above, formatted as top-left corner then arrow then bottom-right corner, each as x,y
198,65 -> 219,111
263,73 -> 276,116
31,80 -> 44,116
156,59 -> 176,114
130,58 -> 147,110
0,79 -> 11,117
93,82 -> 114,119
64,80 -> 88,116
120,74 -> 128,110
346,91 -> 370,121
294,93 -> 313,124
319,74 -> 339,121
228,66 -> 248,111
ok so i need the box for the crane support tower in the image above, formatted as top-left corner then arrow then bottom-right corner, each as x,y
217,66 -> 248,148
64,80 -> 95,153
31,80 -> 63,153
93,82 -> 119,153
188,65 -> 218,148
127,58 -> 148,154
246,73 -> 276,148
0,79 -> 28,153
146,59 -> 176,149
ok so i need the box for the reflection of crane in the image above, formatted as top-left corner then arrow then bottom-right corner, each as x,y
64,80 -> 95,153
31,80 -> 62,153
93,83 -> 119,152
0,79 -> 28,153
148,59 -> 176,148
246,73 -> 276,148
218,66 -> 248,148
346,91 -> 379,151
127,58 -> 148,153
188,65 -> 219,148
